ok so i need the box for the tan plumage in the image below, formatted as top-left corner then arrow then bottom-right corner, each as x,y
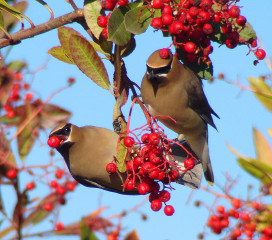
141,50 -> 219,185
49,123 -> 203,194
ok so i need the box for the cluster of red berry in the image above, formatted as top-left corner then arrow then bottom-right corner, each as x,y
1,67 -> 32,119
106,130 -> 197,216
97,0 -> 266,65
207,198 -> 272,240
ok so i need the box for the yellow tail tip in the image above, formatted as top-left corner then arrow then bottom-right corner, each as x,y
207,181 -> 214,186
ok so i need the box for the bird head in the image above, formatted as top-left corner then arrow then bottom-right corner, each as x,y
49,123 -> 76,150
145,50 -> 173,95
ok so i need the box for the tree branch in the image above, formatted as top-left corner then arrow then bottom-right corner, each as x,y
0,9 -> 84,49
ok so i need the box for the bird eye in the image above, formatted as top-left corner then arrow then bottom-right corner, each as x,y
64,125 -> 71,135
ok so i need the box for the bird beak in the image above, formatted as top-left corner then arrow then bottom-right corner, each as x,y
147,69 -> 155,81
49,132 -> 69,146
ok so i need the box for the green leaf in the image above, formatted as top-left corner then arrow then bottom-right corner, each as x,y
17,103 -> 40,162
238,22 -> 256,42
80,219 -> 99,240
0,0 -> 33,27
69,34 -> 110,90
83,0 -> 103,40
58,26 -> 82,61
7,60 -> 27,72
253,128 -> 272,166
116,136 -> 130,173
1,1 -> 28,33
237,158 -> 272,184
248,77 -> 272,113
40,104 -> 71,129
48,46 -> 75,64
108,4 -> 139,46
176,48 -> 213,79
124,5 -> 153,35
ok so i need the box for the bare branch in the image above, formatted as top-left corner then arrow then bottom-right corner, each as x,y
0,9 -> 84,49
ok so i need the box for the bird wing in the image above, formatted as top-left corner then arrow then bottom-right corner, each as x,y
185,76 -> 219,130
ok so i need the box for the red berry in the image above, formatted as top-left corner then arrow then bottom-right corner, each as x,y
263,226 -> 272,236
229,6 -> 240,18
125,179 -> 135,190
23,83 -> 30,90
55,169 -> 63,179
6,169 -> 17,179
164,205 -> 174,216
159,49 -> 170,59
221,23 -> 232,34
151,17 -> 162,29
68,77 -> 75,84
203,45 -> 213,56
102,0 -> 115,10
184,42 -> 196,53
101,27 -> 108,39
43,202 -> 53,211
97,16 -> 108,28
203,23 -> 213,35
141,133 -> 150,143
225,38 -> 237,49
255,49 -> 266,60
151,199 -> 162,211
216,205 -> 225,214
133,156 -> 143,167
200,0 -> 212,9
126,160 -> 137,172
148,168 -> 160,179
25,93 -> 33,101
162,5 -> 172,14
47,136 -> 61,148
138,183 -> 150,194
148,132 -> 161,145
157,171 -> 165,180
56,185 -> 66,195
50,180 -> 58,188
55,222 -> 64,231
231,198 -> 241,209
6,110 -> 16,119
162,13 -> 173,26
251,201 -> 260,210
106,163 -> 117,173
26,182 -> 35,190
188,6 -> 198,18
151,0 -> 163,9
213,13 -> 221,23
118,0 -> 128,6
240,212 -> 251,222
15,72 -> 22,81
158,190 -> 171,202
66,182 -> 76,191
236,15 -> 247,26
198,10 -> 210,23
169,168 -> 179,181
141,162 -> 155,174
232,228 -> 242,238
184,158 -> 195,170
170,21 -> 184,35
4,104 -> 12,112
124,136 -> 135,147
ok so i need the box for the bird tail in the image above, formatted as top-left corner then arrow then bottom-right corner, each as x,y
183,128 -> 214,185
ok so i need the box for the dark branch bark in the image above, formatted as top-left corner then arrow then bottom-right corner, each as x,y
0,9 -> 84,49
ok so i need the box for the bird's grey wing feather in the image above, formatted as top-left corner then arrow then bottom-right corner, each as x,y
185,77 -> 218,129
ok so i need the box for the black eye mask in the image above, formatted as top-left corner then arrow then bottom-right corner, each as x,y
146,58 -> 173,76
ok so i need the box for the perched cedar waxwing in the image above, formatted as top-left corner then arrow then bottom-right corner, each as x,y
141,50 -> 219,185
49,123 -> 202,194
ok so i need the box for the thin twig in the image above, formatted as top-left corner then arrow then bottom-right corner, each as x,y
0,9 -> 84,49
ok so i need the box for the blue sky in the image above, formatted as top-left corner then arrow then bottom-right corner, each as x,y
2,0 -> 272,239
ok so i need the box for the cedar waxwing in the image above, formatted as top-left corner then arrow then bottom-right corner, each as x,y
49,123 -> 202,194
141,50 -> 219,185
